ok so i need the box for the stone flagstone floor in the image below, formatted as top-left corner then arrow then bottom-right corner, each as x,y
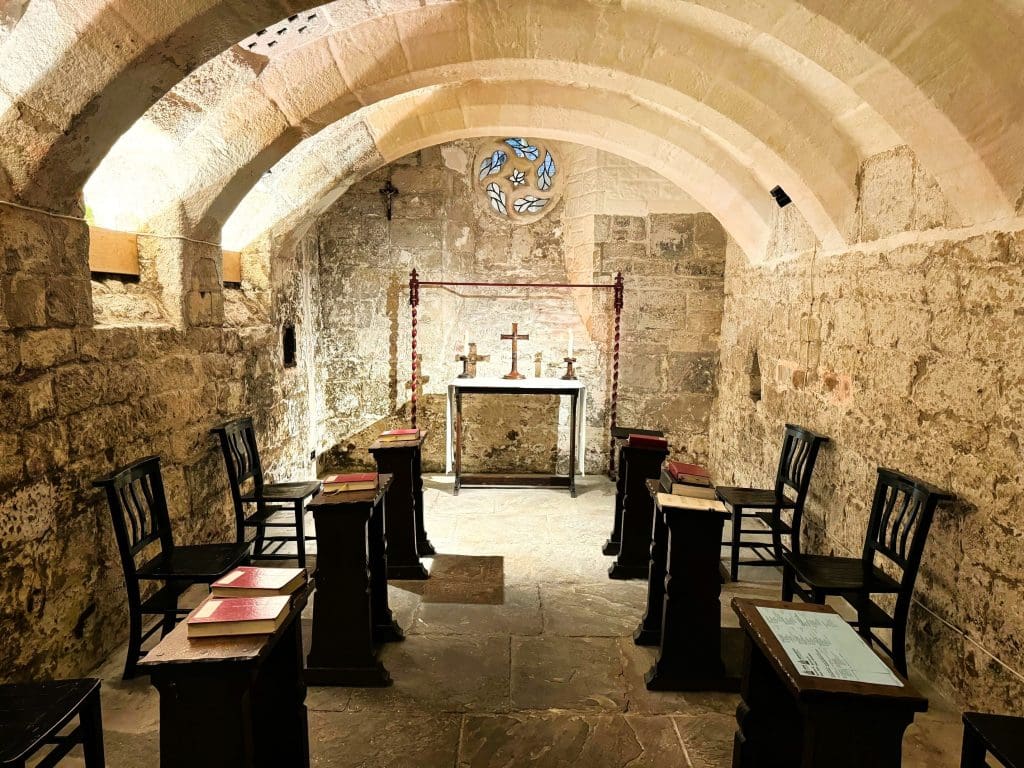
63,476 -> 963,767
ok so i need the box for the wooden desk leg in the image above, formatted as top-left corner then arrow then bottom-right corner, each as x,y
293,499 -> 307,570
646,512 -> 735,690
80,686 -> 106,768
454,390 -> 462,495
413,445 -> 436,555
252,616 -> 310,768
732,636 -> 801,768
568,392 -> 578,498
375,448 -> 428,580
368,497 -> 404,643
610,451 -> 663,580
307,505 -> 391,686
152,668 -> 259,768
602,444 -> 627,556
634,504 -> 667,646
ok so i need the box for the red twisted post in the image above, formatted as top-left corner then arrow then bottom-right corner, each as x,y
409,269 -> 420,429
608,271 -> 624,477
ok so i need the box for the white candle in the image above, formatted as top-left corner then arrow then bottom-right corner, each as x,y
568,330 -> 574,357
463,331 -> 468,353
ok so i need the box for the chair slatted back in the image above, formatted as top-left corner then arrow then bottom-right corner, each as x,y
94,456 -> 174,576
773,424 -> 829,507
210,417 -> 266,541
864,468 -> 952,574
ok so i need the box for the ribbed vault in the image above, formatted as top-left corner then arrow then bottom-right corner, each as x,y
0,0 -> 1021,263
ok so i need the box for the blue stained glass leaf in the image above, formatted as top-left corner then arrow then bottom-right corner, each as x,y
513,195 -> 549,214
537,151 -> 557,191
486,182 -> 508,215
505,137 -> 539,161
479,150 -> 507,180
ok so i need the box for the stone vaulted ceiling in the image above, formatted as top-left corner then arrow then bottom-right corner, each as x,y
2,0 -> 1024,260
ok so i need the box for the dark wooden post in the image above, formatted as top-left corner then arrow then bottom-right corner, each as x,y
609,443 -> 667,579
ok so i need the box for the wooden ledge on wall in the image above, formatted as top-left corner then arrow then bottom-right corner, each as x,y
88,226 -> 140,278
223,250 -> 242,287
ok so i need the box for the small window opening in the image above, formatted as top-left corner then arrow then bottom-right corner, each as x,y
749,349 -> 763,403
282,324 -> 297,368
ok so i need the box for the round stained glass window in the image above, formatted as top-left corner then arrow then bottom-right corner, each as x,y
473,138 -> 563,224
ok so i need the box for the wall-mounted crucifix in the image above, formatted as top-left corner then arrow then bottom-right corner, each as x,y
379,179 -> 399,220
501,322 -> 530,380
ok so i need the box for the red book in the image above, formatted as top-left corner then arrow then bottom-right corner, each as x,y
666,461 -> 709,481
210,566 -> 306,598
322,472 -> 378,493
378,428 -> 420,443
187,595 -> 290,638
627,434 -> 669,450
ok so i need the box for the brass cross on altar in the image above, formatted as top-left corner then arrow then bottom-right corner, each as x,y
501,322 -> 530,380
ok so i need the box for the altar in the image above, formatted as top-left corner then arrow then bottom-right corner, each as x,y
445,377 -> 587,496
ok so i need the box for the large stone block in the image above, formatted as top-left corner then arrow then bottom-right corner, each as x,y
3,274 -> 47,328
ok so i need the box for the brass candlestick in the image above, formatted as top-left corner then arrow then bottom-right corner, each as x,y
456,354 -> 471,378
562,357 -> 578,380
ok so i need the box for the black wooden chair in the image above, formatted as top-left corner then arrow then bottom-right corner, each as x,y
94,456 -> 251,679
782,467 -> 953,676
961,712 -> 1024,767
0,679 -> 104,767
211,417 -> 320,569
716,424 -> 829,581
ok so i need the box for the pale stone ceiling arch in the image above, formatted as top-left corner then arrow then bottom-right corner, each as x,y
2,0 -> 1022,228
85,0 -> 902,253
220,83 -> 776,259
86,59 -> 848,252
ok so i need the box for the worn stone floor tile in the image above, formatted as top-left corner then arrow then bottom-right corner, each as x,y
457,713 -> 687,768
309,710 -> 461,768
511,636 -> 626,711
618,638 -> 739,716
314,634 -> 511,714
422,554 -> 505,604
412,584 -> 542,636
540,582 -> 647,637
673,713 -> 737,768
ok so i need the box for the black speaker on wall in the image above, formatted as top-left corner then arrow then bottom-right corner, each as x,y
770,186 -> 792,208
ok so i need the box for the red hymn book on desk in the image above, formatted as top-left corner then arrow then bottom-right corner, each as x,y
186,595 -> 291,638
211,566 -> 306,598
666,461 -> 712,486
322,472 -> 378,493
627,434 -> 669,450
378,428 -> 420,443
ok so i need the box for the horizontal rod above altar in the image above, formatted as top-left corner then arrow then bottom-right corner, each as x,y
416,280 -> 617,289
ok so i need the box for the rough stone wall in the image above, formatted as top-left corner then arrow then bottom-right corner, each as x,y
313,141 -> 726,475
0,204 -> 315,681
710,146 -> 1024,711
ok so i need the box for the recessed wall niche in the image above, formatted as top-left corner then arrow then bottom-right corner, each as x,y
282,323 -> 297,368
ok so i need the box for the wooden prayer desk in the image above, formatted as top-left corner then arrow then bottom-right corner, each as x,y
369,433 -> 431,579
444,377 -> 586,496
602,426 -> 664,556
642,489 -> 739,692
139,586 -> 311,768
608,442 -> 668,579
305,476 -> 403,686
731,598 -> 927,768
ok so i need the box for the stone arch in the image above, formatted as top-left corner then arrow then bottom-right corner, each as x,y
213,83 -> 778,259
4,0 -> 1022,233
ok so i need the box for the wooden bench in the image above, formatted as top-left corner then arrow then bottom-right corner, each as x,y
369,433 -> 431,579
608,437 -> 669,580
139,587 -> 311,768
731,598 -> 926,768
306,476 -> 403,686
602,426 -> 664,556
